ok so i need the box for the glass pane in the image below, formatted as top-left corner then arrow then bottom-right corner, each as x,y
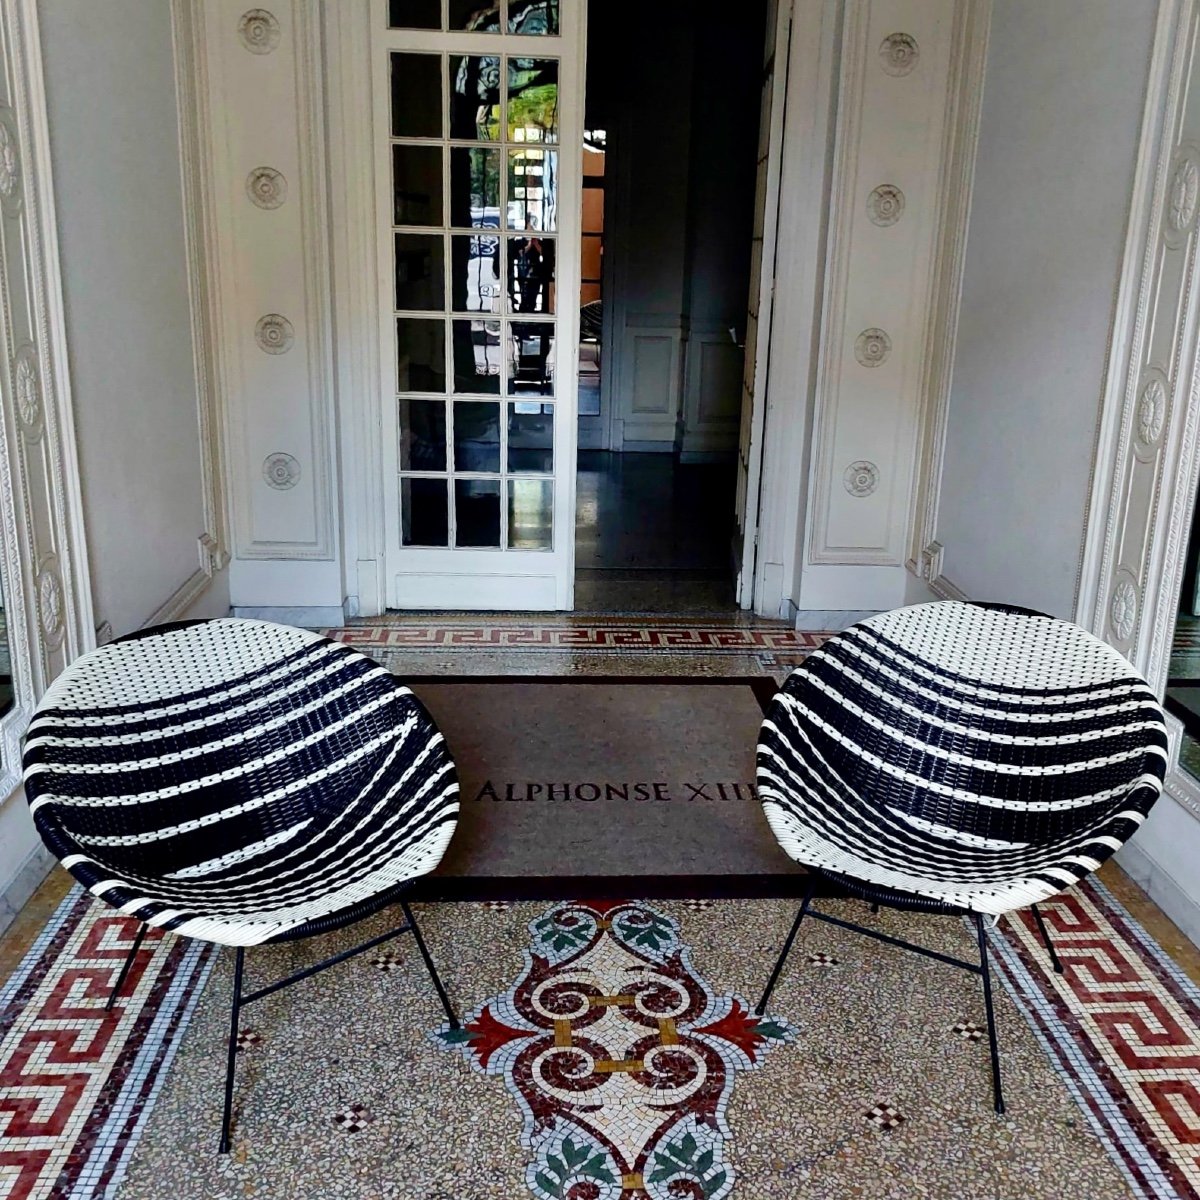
395,234 -> 445,311
508,478 -> 553,548
390,53 -> 442,139
452,318 -> 502,393
450,234 -> 501,313
455,478 -> 501,547
454,401 -> 501,472
509,322 -> 554,395
449,147 -> 501,229
396,318 -> 446,392
402,477 -> 449,546
449,0 -> 501,31
507,149 -> 557,231
449,55 -> 501,141
509,0 -> 559,34
389,0 -> 441,29
508,236 -> 555,313
508,402 -> 553,472
507,59 -> 558,143
0,579 -> 11,715
393,144 -> 443,226
399,399 -> 447,470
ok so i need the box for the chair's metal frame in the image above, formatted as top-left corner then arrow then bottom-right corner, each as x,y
755,870 -> 1064,1115
105,898 -> 458,1153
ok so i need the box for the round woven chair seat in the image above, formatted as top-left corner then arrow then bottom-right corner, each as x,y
22,619 -> 459,946
757,602 -> 1168,915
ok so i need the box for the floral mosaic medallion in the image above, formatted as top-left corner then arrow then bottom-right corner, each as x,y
434,900 -> 795,1200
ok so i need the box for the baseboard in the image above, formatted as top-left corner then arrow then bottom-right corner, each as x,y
0,842 -> 56,940
794,609 -> 878,631
1116,838 -> 1200,948
231,605 -> 347,628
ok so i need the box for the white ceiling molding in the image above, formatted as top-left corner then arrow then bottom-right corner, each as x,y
0,0 -> 94,797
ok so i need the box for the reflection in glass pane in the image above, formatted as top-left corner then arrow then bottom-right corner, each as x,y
450,235 -> 501,313
399,399 -> 447,470
449,55 -> 501,141
402,477 -> 449,546
393,144 -> 443,226
455,478 -> 501,547
508,403 -> 553,473
507,149 -> 557,231
509,479 -> 553,549
396,318 -> 446,392
389,0 -> 441,29
507,59 -> 558,143
395,234 -> 445,311
454,401 -> 501,472
509,322 -> 554,395
0,578 -> 11,715
452,319 -> 502,393
449,0 -> 500,31
390,53 -> 442,139
449,147 -> 501,229
508,236 -> 555,314
509,0 -> 559,34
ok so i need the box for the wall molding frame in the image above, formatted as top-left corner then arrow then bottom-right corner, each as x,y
1077,0 -> 1200,832
0,0 -> 94,801
906,0 -> 992,599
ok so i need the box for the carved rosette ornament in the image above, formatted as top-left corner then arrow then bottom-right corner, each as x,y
37,565 -> 64,642
1169,153 -> 1200,234
263,452 -> 301,490
843,460 -> 879,497
255,313 -> 294,354
854,327 -> 891,367
1136,377 -> 1167,447
12,344 -> 42,433
238,8 -> 281,54
867,184 -> 905,227
1109,579 -> 1138,642
0,105 -> 22,215
879,33 -> 919,77
246,167 -> 287,210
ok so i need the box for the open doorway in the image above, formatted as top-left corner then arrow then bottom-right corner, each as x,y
573,0 -> 771,612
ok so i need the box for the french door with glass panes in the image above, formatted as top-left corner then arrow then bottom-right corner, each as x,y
375,0 -> 581,609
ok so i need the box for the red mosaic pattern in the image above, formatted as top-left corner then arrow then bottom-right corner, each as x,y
436,900 -> 794,1199
325,623 -> 830,654
0,890 -> 213,1199
997,879 -> 1200,1199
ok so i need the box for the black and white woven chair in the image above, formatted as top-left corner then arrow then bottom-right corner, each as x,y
755,601 -> 1168,1113
21,618 -> 460,1152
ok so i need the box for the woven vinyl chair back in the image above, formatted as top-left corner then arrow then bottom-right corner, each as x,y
21,619 -> 437,887
786,602 -> 1168,848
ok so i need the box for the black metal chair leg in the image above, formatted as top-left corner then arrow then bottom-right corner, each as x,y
105,922 -> 148,1012
1030,903 -> 1064,974
401,900 -> 458,1028
756,872 -> 819,1015
219,948 -> 245,1155
974,914 -> 1005,1116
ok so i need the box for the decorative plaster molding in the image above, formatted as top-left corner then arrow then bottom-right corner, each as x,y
0,0 -> 95,802
843,459 -> 879,497
262,451 -> 300,489
245,165 -> 287,209
867,183 -> 905,226
905,0 -> 992,600
254,312 -> 294,353
878,32 -> 919,77
1076,0 -> 1200,822
853,327 -> 891,367
238,8 -> 280,54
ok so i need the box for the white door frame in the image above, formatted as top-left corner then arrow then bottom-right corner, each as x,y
329,0 -> 585,614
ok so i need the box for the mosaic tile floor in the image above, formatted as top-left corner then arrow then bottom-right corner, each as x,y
2,878 -> 1199,1198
